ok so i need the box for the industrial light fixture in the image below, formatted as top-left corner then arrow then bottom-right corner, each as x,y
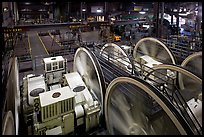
82,8 -> 86,12
96,8 -> 102,13
139,11 -> 146,14
25,2 -> 31,5
3,7 -> 8,12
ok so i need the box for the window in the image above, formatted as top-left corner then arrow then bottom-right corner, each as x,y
59,61 -> 63,69
53,62 -> 57,66
46,63 -> 51,71
52,62 -> 58,70
53,66 -> 58,70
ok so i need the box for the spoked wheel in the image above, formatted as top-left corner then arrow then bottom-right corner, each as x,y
100,43 -> 132,73
144,64 -> 202,134
105,77 -> 193,135
73,47 -> 106,117
181,51 -> 202,78
2,111 -> 15,135
145,64 -> 202,102
133,37 -> 176,67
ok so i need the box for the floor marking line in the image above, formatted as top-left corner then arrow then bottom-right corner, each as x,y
49,32 -> 62,47
27,33 -> 32,56
36,32 -> 49,55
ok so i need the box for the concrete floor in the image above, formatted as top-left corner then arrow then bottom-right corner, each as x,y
17,27 -> 137,87
17,28 -> 103,85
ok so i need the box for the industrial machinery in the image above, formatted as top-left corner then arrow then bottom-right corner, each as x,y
99,43 -> 132,74
20,47 -> 106,135
2,57 -> 21,135
180,51 -> 202,78
144,64 -> 202,134
95,52 -> 202,134
104,73 -> 202,135
98,37 -> 177,79
2,37 -> 202,135
132,37 -> 176,77
2,111 -> 15,135
133,37 -> 176,64
90,38 -> 202,135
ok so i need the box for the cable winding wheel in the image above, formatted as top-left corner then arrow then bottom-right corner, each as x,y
100,43 -> 132,73
2,111 -> 15,135
181,52 -> 202,75
133,37 -> 176,64
104,77 -> 195,135
73,47 -> 106,118
133,37 -> 176,75
145,64 -> 202,134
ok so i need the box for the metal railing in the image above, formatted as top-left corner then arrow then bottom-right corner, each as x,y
90,45 -> 202,135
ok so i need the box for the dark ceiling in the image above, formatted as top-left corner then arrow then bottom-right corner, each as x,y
17,2 -> 201,19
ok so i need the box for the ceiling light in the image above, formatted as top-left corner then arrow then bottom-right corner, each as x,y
82,8 -> 86,12
3,7 -> 8,12
139,11 -> 146,14
25,2 -> 30,5
96,9 -> 102,13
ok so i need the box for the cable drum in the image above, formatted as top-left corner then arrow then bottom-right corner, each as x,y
73,47 -> 106,117
2,111 -> 15,135
179,52 -> 202,90
144,64 -> 202,134
133,37 -> 176,65
181,51 -> 202,77
145,64 -> 202,102
104,77 -> 194,135
100,43 -> 132,73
